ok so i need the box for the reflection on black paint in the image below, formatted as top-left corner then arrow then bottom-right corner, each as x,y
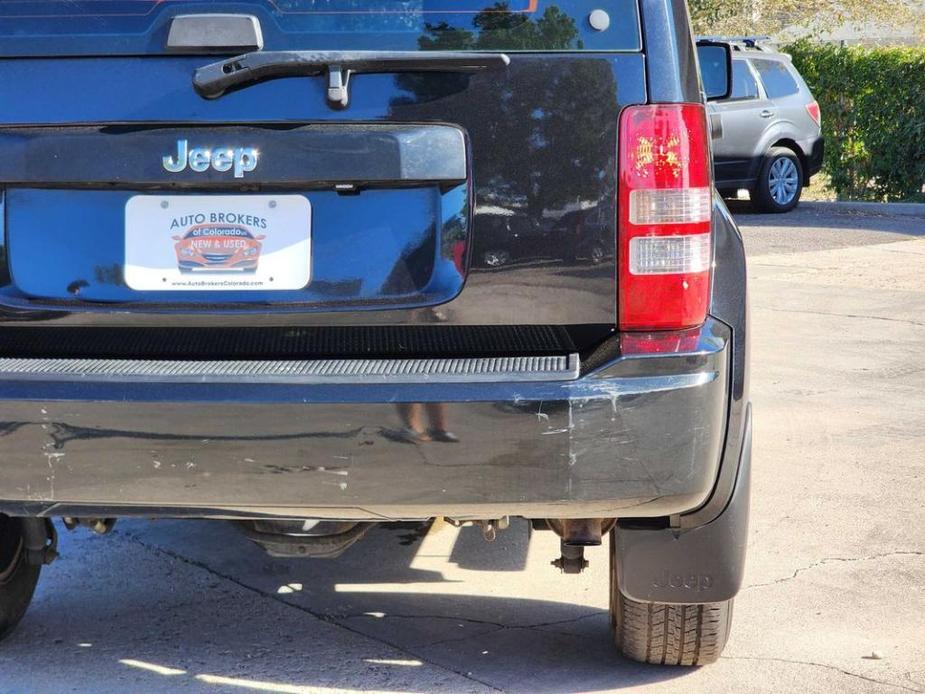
22,421 -> 366,450
393,4 -> 618,271
382,403 -> 459,444
418,3 -> 582,52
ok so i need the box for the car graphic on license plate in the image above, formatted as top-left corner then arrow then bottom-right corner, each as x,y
173,223 -> 265,273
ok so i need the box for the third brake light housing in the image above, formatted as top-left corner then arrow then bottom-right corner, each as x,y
618,104 -> 713,330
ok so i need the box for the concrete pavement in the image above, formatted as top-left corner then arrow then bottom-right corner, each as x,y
1,204 -> 923,693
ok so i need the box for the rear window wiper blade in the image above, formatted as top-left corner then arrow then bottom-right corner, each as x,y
194,50 -> 511,108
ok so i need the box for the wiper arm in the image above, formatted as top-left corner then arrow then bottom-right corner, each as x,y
194,50 -> 511,108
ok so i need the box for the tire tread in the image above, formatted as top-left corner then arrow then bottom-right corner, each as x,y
612,594 -> 733,665
0,518 -> 42,643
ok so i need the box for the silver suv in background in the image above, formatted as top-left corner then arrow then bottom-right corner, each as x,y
700,37 -> 824,212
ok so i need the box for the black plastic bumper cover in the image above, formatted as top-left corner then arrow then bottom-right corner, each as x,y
808,137 -> 825,177
614,403 -> 752,604
0,321 -> 732,522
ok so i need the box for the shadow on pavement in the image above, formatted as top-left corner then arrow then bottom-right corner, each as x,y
725,199 -> 925,235
7,518 -> 694,693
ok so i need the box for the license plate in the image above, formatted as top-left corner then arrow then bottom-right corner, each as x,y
124,195 -> 311,291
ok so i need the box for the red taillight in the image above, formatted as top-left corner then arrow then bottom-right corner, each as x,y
620,329 -> 702,355
618,104 -> 712,331
805,100 -> 821,126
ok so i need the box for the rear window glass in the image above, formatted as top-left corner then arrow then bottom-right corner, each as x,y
0,0 -> 642,56
728,60 -> 759,101
751,59 -> 800,99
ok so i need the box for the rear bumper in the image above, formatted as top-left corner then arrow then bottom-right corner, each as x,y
805,135 -> 825,177
0,319 -> 732,521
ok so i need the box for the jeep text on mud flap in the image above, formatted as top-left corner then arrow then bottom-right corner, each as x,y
0,1 -> 749,665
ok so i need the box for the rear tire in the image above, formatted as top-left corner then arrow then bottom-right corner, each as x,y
609,531 -> 733,666
752,147 -> 803,213
0,515 -> 41,642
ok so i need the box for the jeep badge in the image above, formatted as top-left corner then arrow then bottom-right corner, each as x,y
162,139 -> 258,179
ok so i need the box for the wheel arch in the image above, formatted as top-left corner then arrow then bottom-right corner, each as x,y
769,137 -> 808,179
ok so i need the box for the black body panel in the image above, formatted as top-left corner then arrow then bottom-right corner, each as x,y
0,53 -> 646,328
0,124 -> 468,188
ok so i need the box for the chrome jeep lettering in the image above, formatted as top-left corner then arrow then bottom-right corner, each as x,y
210,148 -> 234,173
162,139 -> 189,173
162,139 -> 259,178
233,149 -> 258,178
652,570 -> 714,592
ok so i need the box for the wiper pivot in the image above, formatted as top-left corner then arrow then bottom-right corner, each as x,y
194,51 -> 511,108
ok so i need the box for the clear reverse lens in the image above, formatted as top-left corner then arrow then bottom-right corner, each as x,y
629,233 -> 711,275
629,188 -> 712,225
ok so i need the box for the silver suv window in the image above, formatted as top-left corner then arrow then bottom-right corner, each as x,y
729,60 -> 760,101
751,59 -> 800,99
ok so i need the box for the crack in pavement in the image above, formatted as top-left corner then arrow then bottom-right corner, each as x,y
763,307 -> 925,329
751,262 -> 835,270
722,655 -> 923,693
423,625 -> 509,650
878,247 -> 925,257
745,551 -> 924,590
119,531 -> 503,693
426,621 -> 608,651
344,612 -> 606,650
340,610 -> 603,633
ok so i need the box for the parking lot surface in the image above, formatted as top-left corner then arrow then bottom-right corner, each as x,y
1,204 -> 923,693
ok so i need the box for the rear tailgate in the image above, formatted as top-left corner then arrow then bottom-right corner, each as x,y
0,0 -> 645,355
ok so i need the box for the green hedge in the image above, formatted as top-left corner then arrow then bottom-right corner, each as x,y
786,42 -> 925,202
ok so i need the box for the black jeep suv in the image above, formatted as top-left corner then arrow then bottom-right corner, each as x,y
0,0 -> 750,666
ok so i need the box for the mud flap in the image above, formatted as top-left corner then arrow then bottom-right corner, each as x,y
614,405 -> 752,604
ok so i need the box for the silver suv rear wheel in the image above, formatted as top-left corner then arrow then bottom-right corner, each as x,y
753,147 -> 804,213
770,157 -> 800,205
